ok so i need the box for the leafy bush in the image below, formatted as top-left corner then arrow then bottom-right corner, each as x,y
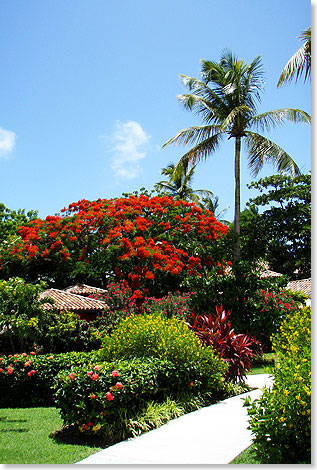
0,277 -> 50,353
38,310 -> 103,353
189,306 -> 263,382
100,312 -> 227,390
0,350 -> 99,407
53,355 -> 224,439
183,264 -> 302,349
141,291 -> 194,321
247,306 -> 311,464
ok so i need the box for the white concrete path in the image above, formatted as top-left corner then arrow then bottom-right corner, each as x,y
76,374 -> 274,465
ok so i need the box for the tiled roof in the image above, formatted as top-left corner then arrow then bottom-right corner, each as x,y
40,289 -> 108,312
64,284 -> 107,296
286,278 -> 311,297
259,269 -> 282,278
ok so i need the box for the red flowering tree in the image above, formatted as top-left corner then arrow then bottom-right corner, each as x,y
0,194 -> 229,296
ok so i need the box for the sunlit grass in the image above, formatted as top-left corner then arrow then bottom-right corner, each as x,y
0,407 -> 103,464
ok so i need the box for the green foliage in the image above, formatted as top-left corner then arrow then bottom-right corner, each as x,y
0,277 -> 49,353
247,173 -> 311,278
100,312 -> 227,388
126,397 -> 186,437
141,291 -> 193,321
53,355 -> 225,439
0,350 -> 99,407
0,277 -> 103,354
247,307 -> 311,464
39,310 -> 103,353
0,203 -> 38,246
183,262 -> 301,349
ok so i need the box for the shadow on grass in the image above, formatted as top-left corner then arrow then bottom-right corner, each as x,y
0,416 -> 28,433
49,424 -> 121,449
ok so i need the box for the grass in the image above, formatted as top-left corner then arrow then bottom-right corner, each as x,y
248,352 -> 275,375
230,444 -> 262,464
0,407 -> 104,464
0,384 -> 250,465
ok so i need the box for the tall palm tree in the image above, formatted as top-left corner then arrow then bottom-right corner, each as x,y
163,50 -> 310,263
278,27 -> 311,87
154,160 -> 213,204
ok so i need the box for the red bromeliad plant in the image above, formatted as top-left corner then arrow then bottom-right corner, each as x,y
189,305 -> 263,382
1,194 -> 230,296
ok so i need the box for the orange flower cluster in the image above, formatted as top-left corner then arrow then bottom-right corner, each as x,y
4,195 -> 229,294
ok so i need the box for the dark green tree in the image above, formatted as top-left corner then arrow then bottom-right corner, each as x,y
0,203 -> 38,246
163,50 -> 310,264
247,173 -> 311,278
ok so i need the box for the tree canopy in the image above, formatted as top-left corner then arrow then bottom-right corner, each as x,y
0,194 -> 230,296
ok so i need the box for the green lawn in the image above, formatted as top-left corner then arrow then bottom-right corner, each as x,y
230,444 -> 262,464
0,407 -> 103,464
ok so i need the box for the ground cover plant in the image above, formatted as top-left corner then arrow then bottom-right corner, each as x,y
246,306 -> 311,464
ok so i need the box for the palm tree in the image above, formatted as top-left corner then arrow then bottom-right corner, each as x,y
154,160 -> 213,205
163,50 -> 310,263
278,27 -> 311,87
199,194 -> 230,225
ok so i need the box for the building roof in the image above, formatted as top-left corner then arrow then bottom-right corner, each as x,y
286,278 -> 311,297
64,284 -> 107,297
40,288 -> 108,312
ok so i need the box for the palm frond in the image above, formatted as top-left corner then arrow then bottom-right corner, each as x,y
219,105 -> 253,131
277,27 -> 311,86
245,131 -> 301,177
162,125 -> 222,148
174,132 -> 224,168
251,108 -> 311,132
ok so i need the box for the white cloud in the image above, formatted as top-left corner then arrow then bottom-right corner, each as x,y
0,127 -> 16,158
106,121 -> 150,179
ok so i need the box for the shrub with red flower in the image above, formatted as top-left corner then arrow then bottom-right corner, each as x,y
189,305 -> 263,383
1,194 -> 230,296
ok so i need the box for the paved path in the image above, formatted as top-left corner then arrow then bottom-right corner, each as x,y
76,374 -> 274,465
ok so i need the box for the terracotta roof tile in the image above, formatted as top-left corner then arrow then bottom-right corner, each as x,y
64,284 -> 107,296
40,289 -> 108,312
286,278 -> 311,297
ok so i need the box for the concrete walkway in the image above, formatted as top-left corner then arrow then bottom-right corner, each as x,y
76,374 -> 274,465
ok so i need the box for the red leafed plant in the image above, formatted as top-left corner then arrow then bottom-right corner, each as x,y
189,305 -> 263,382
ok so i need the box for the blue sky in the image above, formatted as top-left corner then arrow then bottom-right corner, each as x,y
0,0 -> 311,221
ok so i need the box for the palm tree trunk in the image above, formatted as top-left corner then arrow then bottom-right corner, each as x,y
233,136 -> 241,264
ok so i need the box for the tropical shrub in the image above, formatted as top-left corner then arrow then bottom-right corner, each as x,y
53,355 -> 225,439
189,306 -> 263,382
0,350 -> 99,407
141,291 -> 194,321
93,282 -> 195,332
39,310 -> 103,353
0,277 -> 104,354
247,306 -> 311,464
0,194 -> 229,295
0,277 -> 50,353
100,312 -> 227,391
183,264 -> 301,349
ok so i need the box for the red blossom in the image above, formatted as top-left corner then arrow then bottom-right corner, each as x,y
106,391 -> 114,401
